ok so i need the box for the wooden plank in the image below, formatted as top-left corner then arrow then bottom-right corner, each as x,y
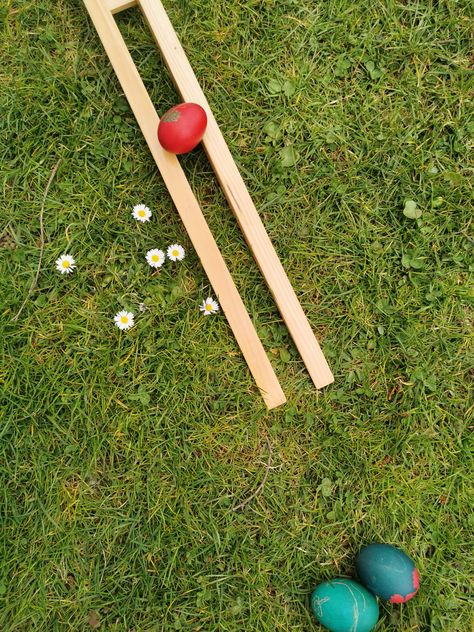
82,0 -> 286,410
139,0 -> 334,389
106,0 -> 137,14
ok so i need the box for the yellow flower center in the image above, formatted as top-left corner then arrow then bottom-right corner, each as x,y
206,303 -> 213,311
121,316 -> 129,324
62,260 -> 70,268
152,254 -> 159,262
138,210 -> 146,217
173,250 -> 179,257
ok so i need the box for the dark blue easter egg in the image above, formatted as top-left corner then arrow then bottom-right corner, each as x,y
356,543 -> 420,603
310,578 -> 379,632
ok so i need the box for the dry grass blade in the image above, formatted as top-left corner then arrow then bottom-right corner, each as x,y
232,437 -> 273,511
12,158 -> 62,322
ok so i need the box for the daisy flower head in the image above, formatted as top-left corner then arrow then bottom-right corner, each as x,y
200,297 -> 219,316
114,310 -> 135,330
132,204 -> 152,223
55,254 -> 76,274
167,244 -> 185,262
146,248 -> 165,269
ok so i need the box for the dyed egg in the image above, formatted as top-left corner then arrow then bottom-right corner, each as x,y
311,578 -> 379,632
157,102 -> 207,154
356,543 -> 420,603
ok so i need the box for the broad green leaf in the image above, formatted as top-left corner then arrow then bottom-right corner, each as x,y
280,145 -> 299,167
444,171 -> 463,186
325,130 -> 338,144
321,478 -> 333,497
375,299 -> 396,314
410,256 -> 426,269
403,200 -> 422,219
423,374 -> 437,391
411,367 -> 425,381
334,55 -> 351,77
283,79 -> 296,97
268,79 -> 282,94
401,253 -> 412,268
263,121 -> 282,140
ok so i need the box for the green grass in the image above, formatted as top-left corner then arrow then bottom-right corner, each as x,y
1,0 -> 473,629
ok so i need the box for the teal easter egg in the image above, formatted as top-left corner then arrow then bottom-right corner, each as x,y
310,578 -> 379,632
356,543 -> 420,603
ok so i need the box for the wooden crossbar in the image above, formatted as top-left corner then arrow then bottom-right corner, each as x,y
107,0 -> 137,14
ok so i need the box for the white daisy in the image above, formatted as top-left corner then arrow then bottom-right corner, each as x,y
55,254 -> 76,274
146,248 -> 165,268
132,204 -> 152,223
167,244 -> 185,261
200,297 -> 219,316
114,310 -> 135,330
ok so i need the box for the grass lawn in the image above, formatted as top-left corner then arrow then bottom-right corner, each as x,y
1,0 -> 473,629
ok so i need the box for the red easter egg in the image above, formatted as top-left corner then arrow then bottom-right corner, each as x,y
157,103 -> 207,154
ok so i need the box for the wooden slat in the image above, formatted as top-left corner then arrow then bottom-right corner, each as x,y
139,0 -> 334,389
106,0 -> 137,14
82,0 -> 286,409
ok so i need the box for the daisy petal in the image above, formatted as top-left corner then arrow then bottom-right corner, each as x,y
132,204 -> 152,223
55,254 -> 76,274
199,297 -> 219,316
114,310 -> 135,330
167,244 -> 185,261
146,248 -> 165,268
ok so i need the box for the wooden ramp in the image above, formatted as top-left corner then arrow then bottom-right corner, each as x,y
83,0 -> 334,408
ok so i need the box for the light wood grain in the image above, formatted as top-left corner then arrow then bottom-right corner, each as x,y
82,0 -> 286,410
139,0 -> 334,389
106,0 -> 137,14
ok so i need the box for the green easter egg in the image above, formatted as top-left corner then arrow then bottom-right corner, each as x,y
311,578 -> 379,632
356,543 -> 420,603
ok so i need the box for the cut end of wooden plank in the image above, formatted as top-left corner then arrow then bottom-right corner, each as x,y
304,345 -> 334,389
314,368 -> 335,390
107,0 -> 137,14
264,389 -> 287,411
